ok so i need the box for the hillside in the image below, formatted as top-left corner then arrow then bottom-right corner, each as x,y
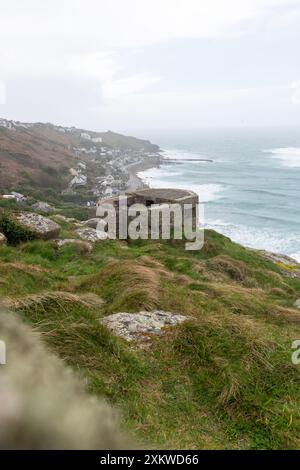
0,119 -> 160,195
1,119 -> 300,449
1,213 -> 300,449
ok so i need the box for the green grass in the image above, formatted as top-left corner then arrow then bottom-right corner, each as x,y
1,223 -> 300,449
0,211 -> 36,245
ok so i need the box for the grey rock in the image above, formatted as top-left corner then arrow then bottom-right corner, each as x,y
259,250 -> 299,266
52,215 -> 78,224
31,201 -> 54,214
83,218 -> 107,231
258,250 -> 300,279
101,310 -> 188,343
54,238 -> 92,252
0,232 -> 7,245
14,212 -> 60,240
76,228 -> 108,243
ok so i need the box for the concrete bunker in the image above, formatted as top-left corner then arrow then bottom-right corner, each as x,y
96,188 -> 199,239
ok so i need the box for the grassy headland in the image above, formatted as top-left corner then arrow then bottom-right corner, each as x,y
1,214 -> 300,449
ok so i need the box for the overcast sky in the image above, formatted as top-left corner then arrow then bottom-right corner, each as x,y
1,0 -> 300,132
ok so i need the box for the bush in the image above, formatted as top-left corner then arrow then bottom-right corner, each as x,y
0,199 -> 19,210
0,212 -> 35,245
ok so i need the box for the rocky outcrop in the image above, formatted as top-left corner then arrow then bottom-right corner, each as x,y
0,233 -> 7,245
259,250 -> 299,266
52,214 -> 77,224
258,250 -> 300,279
31,201 -> 54,214
76,228 -> 108,242
54,238 -> 92,252
83,218 -> 102,229
101,311 -> 188,343
15,212 -> 60,240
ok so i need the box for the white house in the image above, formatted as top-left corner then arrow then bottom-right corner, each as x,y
2,192 -> 26,202
70,175 -> 87,186
81,132 -> 91,140
91,137 -> 103,144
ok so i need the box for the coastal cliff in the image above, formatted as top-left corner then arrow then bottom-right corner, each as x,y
1,216 -> 300,448
1,121 -> 300,449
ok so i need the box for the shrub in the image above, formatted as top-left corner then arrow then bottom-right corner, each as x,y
0,199 -> 19,210
0,212 -> 35,245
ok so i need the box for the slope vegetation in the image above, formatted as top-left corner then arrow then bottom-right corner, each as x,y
0,225 -> 300,449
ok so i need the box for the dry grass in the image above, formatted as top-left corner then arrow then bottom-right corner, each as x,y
1,229 -> 300,449
206,255 -> 249,284
272,306 -> 300,323
78,259 -> 162,312
4,291 -> 103,312
0,261 -> 48,273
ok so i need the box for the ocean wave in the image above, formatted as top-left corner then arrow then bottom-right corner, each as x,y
205,219 -> 233,227
230,210 -> 300,226
163,148 -> 211,161
206,219 -> 300,258
138,167 -> 225,203
138,145 -> 300,258
242,188 -> 300,200
290,252 -> 300,263
138,168 -> 183,179
191,184 -> 225,203
264,147 -> 300,168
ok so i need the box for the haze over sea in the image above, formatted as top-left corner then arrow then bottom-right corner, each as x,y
136,128 -> 300,261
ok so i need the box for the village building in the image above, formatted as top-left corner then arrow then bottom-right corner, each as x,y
91,136 -> 103,143
80,132 -> 91,140
70,175 -> 87,187
2,192 -> 26,203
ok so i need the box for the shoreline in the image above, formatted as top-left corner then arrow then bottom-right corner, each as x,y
125,150 -> 300,268
125,154 -> 163,191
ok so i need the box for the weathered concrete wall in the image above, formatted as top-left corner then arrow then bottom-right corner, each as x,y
96,188 -> 199,238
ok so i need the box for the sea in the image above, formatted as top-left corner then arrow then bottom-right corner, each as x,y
135,128 -> 300,261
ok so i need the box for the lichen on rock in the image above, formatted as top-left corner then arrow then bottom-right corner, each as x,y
54,238 -> 92,252
76,228 -> 108,242
101,310 -> 188,343
14,212 -> 60,240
